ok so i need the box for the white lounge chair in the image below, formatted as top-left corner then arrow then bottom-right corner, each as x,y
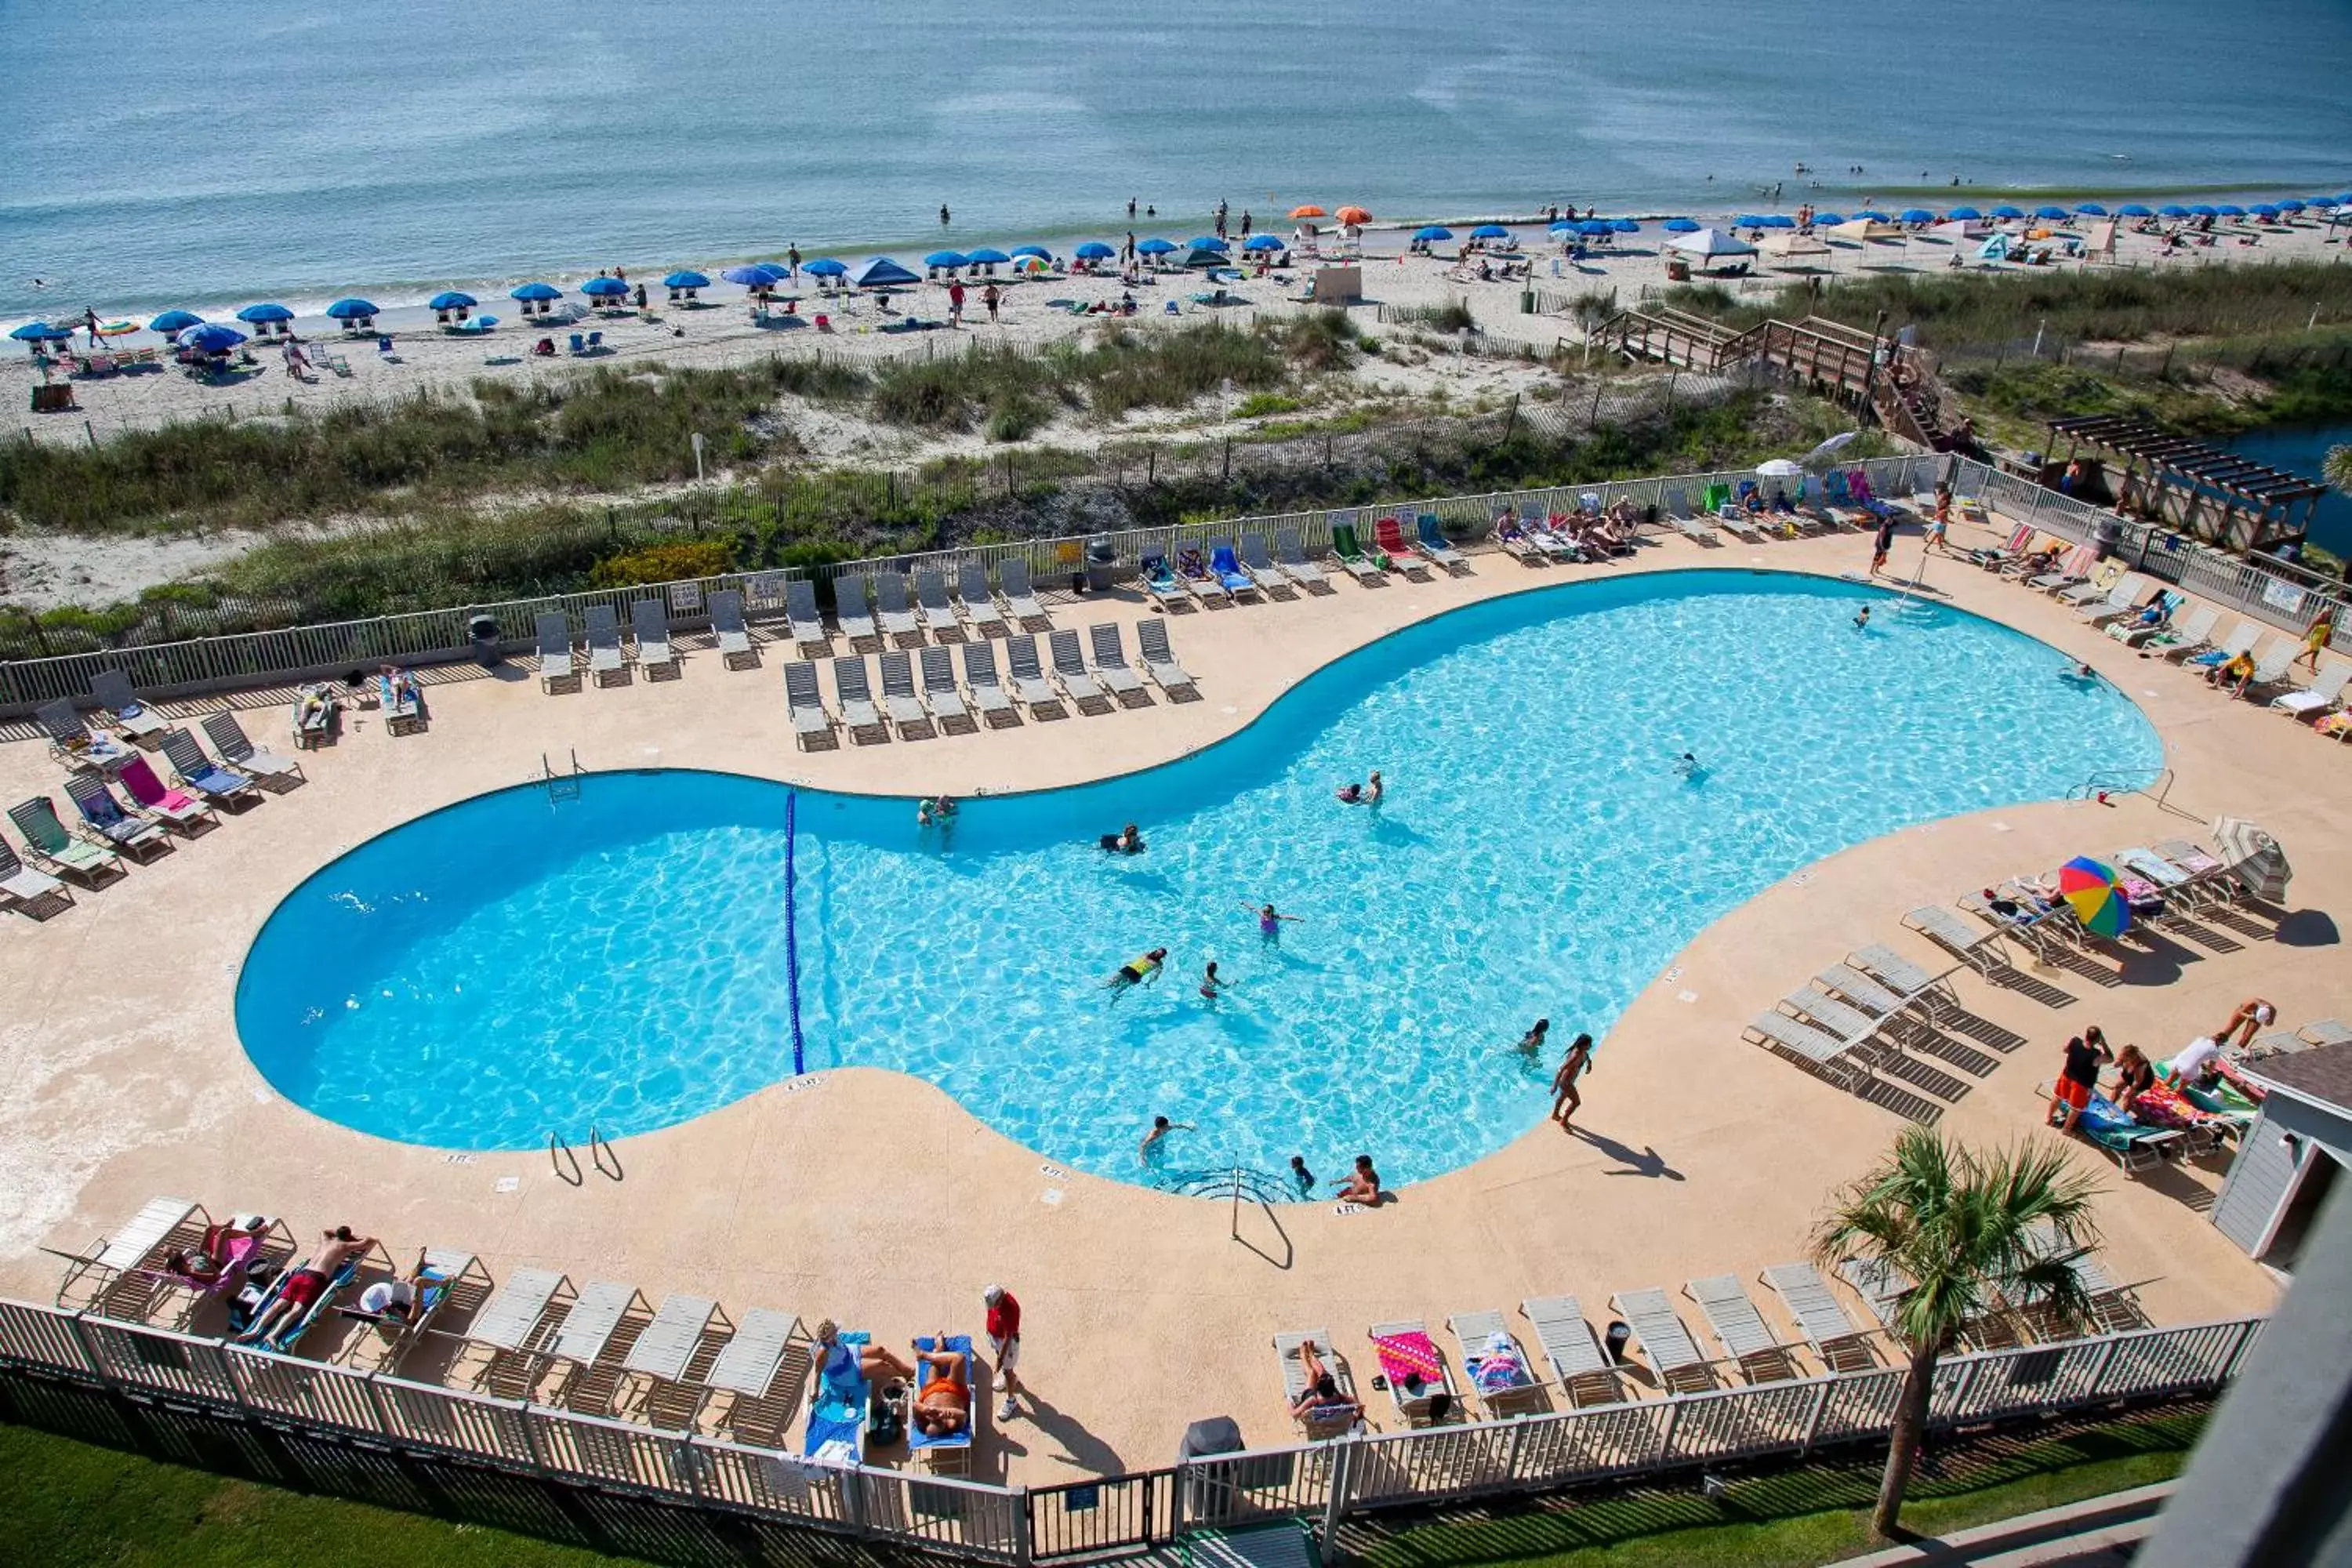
1743,1011 -> 1874,1091
1445,1309 -> 1544,1416
999,558 -> 1050,626
630,599 -> 677,680
1900,906 -> 2002,975
961,643 -> 1018,728
89,670 -> 166,743
1519,1295 -> 1621,1407
44,1196 -> 205,1308
1003,635 -> 1064,717
2270,661 -> 2350,717
1048,629 -> 1111,713
1684,1276 -> 1795,1382
784,662 -> 833,749
1135,619 -> 1197,698
1609,1288 -> 1715,1395
1367,1319 -> 1460,1426
2056,566 -> 2128,609
833,575 -> 880,645
956,564 -> 1009,637
876,651 -> 932,738
542,1279 -> 649,1407
536,612 -> 576,691
913,570 -> 963,641
874,573 -> 921,644
699,1307 -> 811,1439
2074,575 -> 2151,624
1759,1262 -> 1876,1371
831,657 -> 889,744
1274,1330 -> 1365,1439
614,1292 -> 730,1421
2177,622 -> 2258,670
2132,604 -> 2216,657
919,645 -> 971,729
1087,623 -> 1150,706
710,590 -> 758,669
584,604 -> 629,685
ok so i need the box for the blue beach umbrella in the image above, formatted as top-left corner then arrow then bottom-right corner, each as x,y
236,302 -> 294,324
1548,221 -> 1577,234
1809,212 -> 1846,226
1414,225 -> 1454,241
719,265 -> 777,286
1184,236 -> 1229,252
581,278 -> 629,299
2158,205 -> 2191,217
1760,214 -> 1797,229
1074,241 -> 1116,260
2188,204 -> 2217,217
2033,205 -> 2069,220
1663,217 -> 1700,233
924,250 -> 969,269
2074,203 -> 2107,216
1611,218 -> 1641,233
325,298 -> 379,319
1946,206 -> 1983,220
660,271 -> 709,290
1470,223 -> 1511,239
2250,203 -> 2279,218
1578,220 -> 1613,236
177,323 -> 247,353
9,321 -> 71,342
1010,245 -> 1051,260
1853,209 -> 1892,223
1991,205 -> 2026,220
848,256 -> 920,288
802,258 -> 848,278
2215,203 -> 2245,217
511,281 -> 563,300
2116,204 -> 2152,218
1241,234 -> 1284,251
147,309 -> 203,334
2277,199 -> 2304,212
1734,213 -> 1767,228
1136,238 -> 1177,255
428,291 -> 478,310
964,247 -> 1011,265
1899,209 -> 1936,223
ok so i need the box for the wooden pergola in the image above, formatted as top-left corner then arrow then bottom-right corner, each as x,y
2047,414 -> 2326,553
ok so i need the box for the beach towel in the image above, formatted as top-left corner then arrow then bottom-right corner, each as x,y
1371,1330 -> 1445,1390
1465,1334 -> 1530,1393
804,1332 -> 869,1460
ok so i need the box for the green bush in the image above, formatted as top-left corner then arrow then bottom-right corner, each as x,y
587,539 -> 735,588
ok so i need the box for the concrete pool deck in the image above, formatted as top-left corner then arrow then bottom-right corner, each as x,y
1,511 -> 2340,1485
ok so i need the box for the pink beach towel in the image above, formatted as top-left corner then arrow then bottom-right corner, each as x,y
1371,1330 -> 1446,1390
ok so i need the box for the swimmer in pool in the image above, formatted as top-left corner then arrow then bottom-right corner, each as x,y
1244,902 -> 1303,939
917,794 -> 957,827
2067,660 -> 2095,680
1099,822 -> 1145,855
1853,605 -> 1871,631
1139,1114 -> 1194,1161
1673,752 -> 1698,777
1199,960 -> 1225,1000
1102,947 -> 1168,1000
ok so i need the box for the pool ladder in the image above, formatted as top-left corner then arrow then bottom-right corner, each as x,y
541,750 -> 585,804
548,1123 -> 624,1186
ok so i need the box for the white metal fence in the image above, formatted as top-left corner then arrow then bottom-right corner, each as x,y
0,1294 -> 2260,1565
0,452 -> 1943,717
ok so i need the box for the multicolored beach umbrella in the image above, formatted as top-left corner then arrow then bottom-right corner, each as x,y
2056,857 -> 2132,939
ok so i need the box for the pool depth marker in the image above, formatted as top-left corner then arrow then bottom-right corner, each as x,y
785,789 -> 806,1078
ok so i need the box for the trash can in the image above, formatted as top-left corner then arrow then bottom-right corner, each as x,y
1084,536 -> 1120,593
1520,289 -> 1535,314
468,613 -> 503,668
1178,1415 -> 1291,1513
1604,1321 -> 1632,1363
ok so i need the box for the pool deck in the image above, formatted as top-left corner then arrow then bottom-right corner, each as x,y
1,510 -> 2342,1485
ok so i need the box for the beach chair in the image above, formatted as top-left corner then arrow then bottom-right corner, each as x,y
1489,513 -> 1541,563
1518,1296 -> 1621,1406
2147,839 -> 2245,911
1138,553 -> 1192,609
2074,574 -> 2150,624
831,658 -> 889,744
961,643 -> 1019,728
956,564 -> 1009,637
806,1331 -> 873,1465
913,570 -> 964,640
1836,1257 -> 1911,1340
375,669 -> 425,734
8,797 -> 122,888
2129,603 -> 2215,655
289,683 -> 339,750
1134,619 -> 1198,699
37,699 -> 98,761
160,728 -> 259,808
919,645 -> 972,730
612,1292 -> 732,1425
1048,629 -> 1112,713
876,652 -> 932,738
2024,544 -> 2095,593
1174,546 -> 1232,604
1208,539 -> 1264,597
1367,1320 -> 1461,1426
60,772 -> 170,862
1659,488 -> 1719,545
999,558 -> 1051,626
2004,1221 -> 2141,1337
1684,1276 -> 1797,1383
2234,641 -> 2301,699
709,589 -> 758,669
0,836 -> 69,919
1957,887 -> 2067,962
1414,514 -> 1472,572
45,1197 -> 208,1309
1742,1011 -> 1872,1092
584,604 -> 630,685
538,1279 -> 651,1410
1370,517 -> 1433,580
135,1215 -> 288,1327
1446,1309 -> 1544,1416
784,662 -> 834,749
1900,906 -> 2003,975
2181,622 -> 2260,673
1759,1263 -> 1876,1372
1329,521 -> 1389,583
203,711 -> 303,788
1848,943 -> 1957,1021
1275,1330 -> 1366,1439
909,1334 -> 978,1472
89,670 -> 166,745
1608,1289 -> 1715,1394
1526,512 -> 1584,561
336,1248 -> 487,1372
1003,635 -> 1064,717
770,578 -> 821,652
1275,530 -> 1334,591
630,600 -> 678,679
699,1308 -> 812,1441
1239,534 -> 1298,596
234,1236 -> 384,1355
116,753 -> 216,833
2054,561 -> 2125,608
831,575 -> 881,646
536,612 -> 577,692
1088,624 -> 1151,706
874,572 -> 922,644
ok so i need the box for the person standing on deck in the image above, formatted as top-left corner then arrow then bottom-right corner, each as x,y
984,1285 -> 1023,1422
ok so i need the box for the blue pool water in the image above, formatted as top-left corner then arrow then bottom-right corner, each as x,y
236,572 -> 2161,1187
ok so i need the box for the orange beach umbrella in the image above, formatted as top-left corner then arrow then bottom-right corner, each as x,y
1335,205 -> 1373,225
1288,205 -> 1327,220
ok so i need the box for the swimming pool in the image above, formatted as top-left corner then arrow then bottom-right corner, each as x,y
236,571 -> 2161,1188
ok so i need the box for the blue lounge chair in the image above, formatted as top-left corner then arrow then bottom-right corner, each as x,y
909,1334 -> 975,1472
161,728 -> 258,806
1138,554 -> 1189,608
568,332 -> 586,355
804,1331 -> 870,1465
1208,541 -> 1258,598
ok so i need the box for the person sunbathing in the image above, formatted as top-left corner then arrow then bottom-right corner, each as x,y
1287,1340 -> 1363,1421
913,1340 -> 971,1436
358,1247 -> 440,1323
813,1319 -> 914,1386
238,1225 -> 374,1344
163,1218 -> 264,1285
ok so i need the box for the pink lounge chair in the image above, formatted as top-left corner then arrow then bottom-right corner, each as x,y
116,755 -> 215,832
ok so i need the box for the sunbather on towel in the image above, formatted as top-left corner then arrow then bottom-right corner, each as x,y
1469,1333 -> 1528,1392
813,1319 -> 914,1386
913,1341 -> 970,1436
240,1225 -> 373,1343
358,1247 -> 440,1322
1288,1340 -> 1363,1421
164,1218 -> 267,1285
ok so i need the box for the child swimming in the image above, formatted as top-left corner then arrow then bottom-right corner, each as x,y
1102,948 -> 1168,1001
1243,902 -> 1303,940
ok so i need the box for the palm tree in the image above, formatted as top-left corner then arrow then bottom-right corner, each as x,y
1811,1127 -> 2102,1539
2326,443 -> 2351,499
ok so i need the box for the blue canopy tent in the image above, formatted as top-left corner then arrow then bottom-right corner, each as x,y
178,323 -> 248,354
1469,223 -> 1511,239
1177,245 -> 1227,268
147,310 -> 204,334
580,277 -> 630,299
848,256 -> 920,288
1241,234 -> 1284,252
1074,241 -> 1116,260
1009,245 -> 1051,260
1414,225 -> 1454,241
1136,238 -> 1178,256
803,258 -> 848,278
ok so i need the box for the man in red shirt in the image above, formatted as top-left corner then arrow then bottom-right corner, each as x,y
984,1283 -> 1022,1421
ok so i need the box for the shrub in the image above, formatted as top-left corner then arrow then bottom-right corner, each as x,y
587,539 -> 735,588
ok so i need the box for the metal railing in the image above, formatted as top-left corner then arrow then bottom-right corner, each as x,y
0,452 -> 1943,719
0,1294 -> 2260,1566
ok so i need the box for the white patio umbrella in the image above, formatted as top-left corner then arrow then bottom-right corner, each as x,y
1799,432 -> 1860,467
1756,459 -> 1805,477
2211,818 -> 2290,903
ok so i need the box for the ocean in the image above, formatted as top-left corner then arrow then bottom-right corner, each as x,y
2,0 -> 2350,322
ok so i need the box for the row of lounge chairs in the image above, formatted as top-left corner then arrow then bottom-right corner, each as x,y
784,624 -> 1195,748
1276,1238 -> 2136,1435
1740,942 -> 1958,1097
4,710 -> 302,920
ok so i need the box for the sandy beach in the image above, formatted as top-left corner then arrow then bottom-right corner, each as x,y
13,215 -> 2347,452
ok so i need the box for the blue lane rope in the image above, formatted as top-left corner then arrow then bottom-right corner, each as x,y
785,789 -> 806,1077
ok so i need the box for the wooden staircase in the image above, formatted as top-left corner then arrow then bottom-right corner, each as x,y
1595,308 -> 1964,446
